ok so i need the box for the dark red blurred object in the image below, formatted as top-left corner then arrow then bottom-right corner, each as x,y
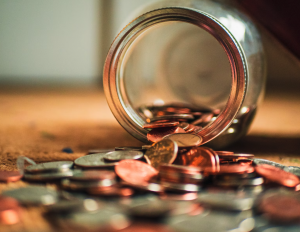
239,0 -> 300,60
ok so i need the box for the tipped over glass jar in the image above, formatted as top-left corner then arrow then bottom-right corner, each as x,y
103,0 -> 266,149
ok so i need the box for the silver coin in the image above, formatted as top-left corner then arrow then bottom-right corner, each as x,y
2,186 -> 58,206
163,133 -> 203,148
284,166 -> 300,177
197,192 -> 255,211
61,179 -> 116,191
104,151 -> 144,162
253,158 -> 285,169
45,200 -> 86,213
24,170 -> 73,181
74,153 -> 118,168
214,177 -> 264,187
161,182 -> 201,193
25,161 -> 73,173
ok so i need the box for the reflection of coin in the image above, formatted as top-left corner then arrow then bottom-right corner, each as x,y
163,133 -> 203,148
104,151 -> 143,162
26,161 -> 73,173
115,160 -> 158,185
144,139 -> 178,170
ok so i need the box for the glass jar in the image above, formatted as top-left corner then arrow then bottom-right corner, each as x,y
103,0 -> 266,149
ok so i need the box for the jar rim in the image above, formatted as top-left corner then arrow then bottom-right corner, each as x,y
103,7 -> 248,144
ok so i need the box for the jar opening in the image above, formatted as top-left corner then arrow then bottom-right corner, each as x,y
104,7 -> 247,144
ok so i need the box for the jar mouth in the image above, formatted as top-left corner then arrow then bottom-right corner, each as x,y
104,7 -> 248,144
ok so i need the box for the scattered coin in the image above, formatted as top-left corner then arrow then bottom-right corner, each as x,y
104,150 -> 144,162
163,133 -> 203,148
2,186 -> 59,206
255,164 -> 300,187
24,170 -> 73,181
161,182 -> 201,193
75,153 -> 118,168
253,158 -> 285,169
144,139 -> 178,170
0,170 -> 23,182
115,146 -> 145,151
284,166 -> 300,177
88,149 -> 114,155
70,170 -> 116,182
25,161 -> 74,173
115,160 -> 158,185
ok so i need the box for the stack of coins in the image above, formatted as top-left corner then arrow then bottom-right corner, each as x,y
24,161 -> 74,181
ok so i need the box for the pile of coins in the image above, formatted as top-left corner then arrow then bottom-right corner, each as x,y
1,104 -> 300,231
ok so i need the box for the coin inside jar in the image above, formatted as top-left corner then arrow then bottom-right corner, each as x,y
163,133 -> 203,148
143,121 -> 180,129
147,126 -> 186,143
103,150 -> 144,162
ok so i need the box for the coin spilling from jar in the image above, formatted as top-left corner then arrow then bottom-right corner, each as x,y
1,105 -> 300,231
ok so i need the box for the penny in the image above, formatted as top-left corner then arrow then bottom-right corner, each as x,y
70,170 -> 116,181
74,153 -> 118,168
284,166 -> 300,177
104,150 -> 144,162
2,186 -> 59,206
150,114 -> 194,123
115,160 -> 158,185
163,133 -> 203,148
176,147 -> 219,173
147,126 -> 185,143
218,153 -> 254,160
0,170 -> 23,182
26,161 -> 73,173
215,151 -> 234,156
255,164 -> 300,187
144,139 -> 178,170
0,197 -> 21,225
24,170 -> 73,181
209,164 -> 254,175
143,121 -> 180,129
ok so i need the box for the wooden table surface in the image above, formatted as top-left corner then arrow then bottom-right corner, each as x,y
0,87 -> 300,231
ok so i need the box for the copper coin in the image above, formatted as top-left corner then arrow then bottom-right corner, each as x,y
218,153 -> 254,160
215,151 -> 234,156
0,197 -> 21,225
255,164 -> 300,187
144,139 -> 178,170
176,147 -> 218,172
115,160 -> 158,185
0,171 -> 23,182
150,114 -> 194,123
104,150 -> 144,161
143,121 -> 179,129
147,126 -> 185,143
208,163 -> 254,175
70,170 -> 116,181
163,133 -> 203,148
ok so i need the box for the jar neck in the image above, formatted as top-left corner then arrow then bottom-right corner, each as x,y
104,7 -> 248,144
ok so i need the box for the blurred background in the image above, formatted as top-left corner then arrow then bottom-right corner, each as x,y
0,0 -> 299,90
